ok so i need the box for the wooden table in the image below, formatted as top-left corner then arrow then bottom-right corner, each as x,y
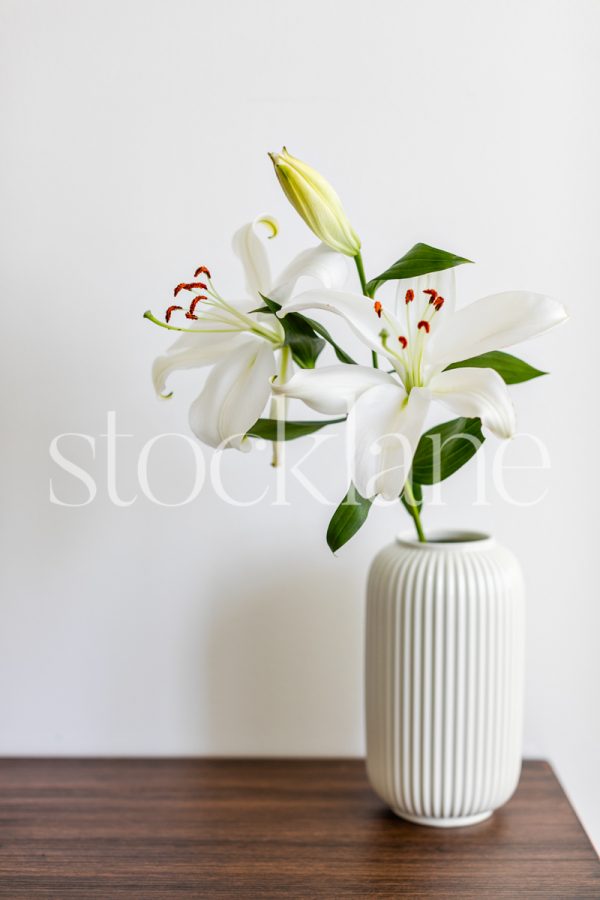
0,759 -> 597,897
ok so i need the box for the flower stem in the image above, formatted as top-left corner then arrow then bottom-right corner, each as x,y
270,345 -> 291,467
402,480 -> 427,543
354,252 -> 379,369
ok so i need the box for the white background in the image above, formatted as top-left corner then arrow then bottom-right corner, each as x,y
2,0 -> 599,847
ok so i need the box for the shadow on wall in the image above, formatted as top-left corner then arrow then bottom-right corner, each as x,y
190,562 -> 364,757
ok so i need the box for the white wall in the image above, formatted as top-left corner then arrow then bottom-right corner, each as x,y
1,0 -> 599,847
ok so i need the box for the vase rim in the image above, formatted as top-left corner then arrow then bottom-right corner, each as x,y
396,529 -> 495,551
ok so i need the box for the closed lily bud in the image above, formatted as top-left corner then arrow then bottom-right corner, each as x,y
269,147 -> 361,257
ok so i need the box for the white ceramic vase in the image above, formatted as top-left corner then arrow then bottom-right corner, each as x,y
365,531 -> 525,827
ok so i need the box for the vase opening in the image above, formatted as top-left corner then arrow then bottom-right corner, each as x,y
396,529 -> 494,551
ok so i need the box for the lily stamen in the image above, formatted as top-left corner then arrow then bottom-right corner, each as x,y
174,281 -> 208,298
405,289 -> 414,304
150,226 -> 297,352
165,305 -> 183,323
417,320 -> 430,333
380,329 -> 409,355
374,300 -> 382,318
379,328 -> 409,382
188,296 -> 206,317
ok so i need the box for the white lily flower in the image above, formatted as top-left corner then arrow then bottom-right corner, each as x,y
273,270 -> 567,499
148,216 -> 349,450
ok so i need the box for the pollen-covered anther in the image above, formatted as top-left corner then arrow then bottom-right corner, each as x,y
398,335 -> 408,349
174,282 -> 208,298
405,289 -> 414,304
194,265 -> 212,279
423,288 -> 438,303
374,301 -> 383,318
188,296 -> 207,317
434,296 -> 445,310
185,312 -> 199,320
417,320 -> 431,333
165,305 -> 183,323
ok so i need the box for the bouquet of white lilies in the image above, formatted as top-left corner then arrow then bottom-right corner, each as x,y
144,149 -> 567,549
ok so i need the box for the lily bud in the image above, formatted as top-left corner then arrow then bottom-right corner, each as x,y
269,148 -> 361,257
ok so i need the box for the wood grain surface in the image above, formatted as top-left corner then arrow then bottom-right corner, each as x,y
0,759 -> 597,898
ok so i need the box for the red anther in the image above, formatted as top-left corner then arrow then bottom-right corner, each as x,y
398,335 -> 408,349
417,320 -> 431,333
174,282 -> 207,298
423,288 -> 438,303
188,296 -> 207,316
434,297 -> 445,310
185,312 -> 199,320
194,265 -> 212,279
374,300 -> 383,318
165,305 -> 183,323
405,289 -> 414,304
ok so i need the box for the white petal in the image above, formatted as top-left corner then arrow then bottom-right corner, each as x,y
188,338 -> 276,450
232,216 -> 277,300
348,385 -> 431,500
152,331 -> 247,397
279,288 -> 405,360
269,243 -> 350,305
429,367 -> 516,438
428,291 -> 568,369
272,364 -> 397,415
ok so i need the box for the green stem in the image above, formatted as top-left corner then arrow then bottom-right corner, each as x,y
353,252 -> 379,369
402,480 -> 427,543
270,345 -> 291,468
354,251 -> 369,293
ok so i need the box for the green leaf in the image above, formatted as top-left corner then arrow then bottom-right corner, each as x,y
411,417 -> 485,485
253,295 -> 356,366
445,350 -> 547,384
282,315 -> 325,368
260,294 -> 325,369
256,296 -> 282,314
366,243 -> 472,295
247,417 -> 345,441
302,315 -> 357,365
327,484 -> 372,553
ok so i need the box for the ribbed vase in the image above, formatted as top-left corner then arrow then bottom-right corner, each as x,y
365,531 -> 525,827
